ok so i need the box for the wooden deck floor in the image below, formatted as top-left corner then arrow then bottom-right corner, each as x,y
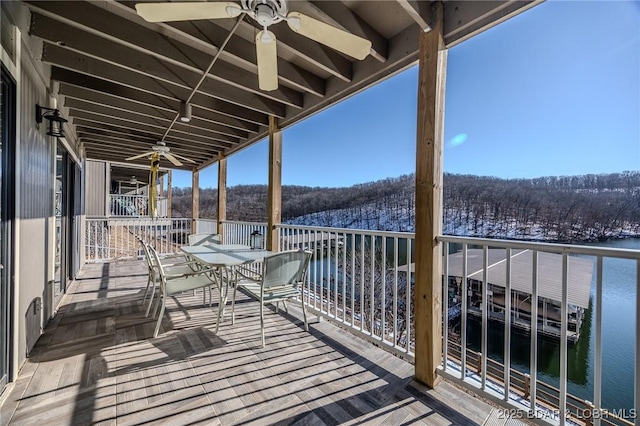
2,260 -> 499,426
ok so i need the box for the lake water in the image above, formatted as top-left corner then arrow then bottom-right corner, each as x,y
464,238 -> 638,412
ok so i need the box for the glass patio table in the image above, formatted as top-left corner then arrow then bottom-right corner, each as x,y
180,245 -> 272,331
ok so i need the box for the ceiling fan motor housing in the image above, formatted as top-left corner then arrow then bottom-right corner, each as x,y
243,0 -> 287,25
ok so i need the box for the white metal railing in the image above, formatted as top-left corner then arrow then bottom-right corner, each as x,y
220,222 -> 638,426
276,223 -> 416,361
85,218 -> 191,262
221,220 -> 267,246
109,194 -> 167,217
438,235 -> 639,426
195,218 -> 218,234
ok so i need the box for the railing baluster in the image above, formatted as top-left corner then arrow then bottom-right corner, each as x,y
594,255 -> 603,426
505,247 -> 512,401
381,236 -> 386,340
360,234 -> 365,333
461,243 -> 468,379
482,245 -> 488,389
393,237 -> 399,349
443,241 -> 449,372
406,238 -> 412,354
370,235 -> 375,336
634,259 -> 640,426
342,231 -> 347,324
351,233 -> 355,328
559,253 -> 568,425
530,250 -> 538,409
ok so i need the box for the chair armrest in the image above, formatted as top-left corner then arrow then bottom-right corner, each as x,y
235,267 -> 262,283
165,267 -> 218,280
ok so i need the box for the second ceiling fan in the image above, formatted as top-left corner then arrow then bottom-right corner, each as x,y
135,0 -> 373,91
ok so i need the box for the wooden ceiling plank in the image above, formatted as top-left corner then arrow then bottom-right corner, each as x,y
305,0 -> 387,62
57,79 -> 261,132
51,67 -> 269,128
77,131 -> 228,156
40,39 -> 288,117
65,98 -> 246,141
33,0 -> 325,96
72,112 -> 237,148
184,20 -> 325,96
28,7 -> 308,107
81,139 -> 213,161
395,0 -> 431,32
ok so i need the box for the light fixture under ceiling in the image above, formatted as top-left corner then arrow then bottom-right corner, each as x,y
179,101 -> 191,123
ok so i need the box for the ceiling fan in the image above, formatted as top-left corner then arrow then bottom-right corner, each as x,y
125,141 -> 196,167
135,0 -> 373,91
118,176 -> 147,186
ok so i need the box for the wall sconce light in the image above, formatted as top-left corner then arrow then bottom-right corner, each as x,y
36,104 -> 68,137
179,101 -> 191,123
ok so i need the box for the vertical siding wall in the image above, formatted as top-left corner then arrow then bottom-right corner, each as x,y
17,52 -> 54,364
85,160 -> 106,217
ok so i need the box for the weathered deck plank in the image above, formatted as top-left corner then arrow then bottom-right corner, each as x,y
2,260 -> 501,426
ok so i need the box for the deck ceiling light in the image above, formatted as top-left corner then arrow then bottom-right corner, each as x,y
179,101 -> 191,123
35,104 -> 68,137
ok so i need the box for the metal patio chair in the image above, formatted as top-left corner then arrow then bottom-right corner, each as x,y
148,244 -> 219,338
139,238 -> 203,317
231,250 -> 312,347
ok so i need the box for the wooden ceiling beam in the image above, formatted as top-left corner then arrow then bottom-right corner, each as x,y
42,42 -> 285,120
71,113 -> 236,149
34,0 -> 326,96
113,0 -> 352,83
304,0 -> 387,62
30,13 -> 303,109
41,42 -> 288,118
65,98 -> 247,142
51,67 -> 269,128
215,18 -> 352,81
81,139 -> 213,162
77,129 -> 231,154
83,146 -> 203,170
57,79 -> 261,132
396,0 -> 431,32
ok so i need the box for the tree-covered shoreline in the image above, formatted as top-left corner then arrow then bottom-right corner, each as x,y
171,171 -> 640,243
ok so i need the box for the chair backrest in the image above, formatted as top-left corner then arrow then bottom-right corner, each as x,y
147,243 -> 167,281
188,233 -> 222,246
262,250 -> 312,290
138,238 -> 154,271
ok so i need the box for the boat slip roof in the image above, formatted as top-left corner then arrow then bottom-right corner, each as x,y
446,249 -> 594,308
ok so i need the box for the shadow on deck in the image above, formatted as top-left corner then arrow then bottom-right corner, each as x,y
2,261 -> 502,426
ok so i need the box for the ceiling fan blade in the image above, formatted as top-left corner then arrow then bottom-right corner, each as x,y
126,151 -> 154,161
170,153 -> 196,164
286,12 -> 372,60
163,153 -> 183,167
135,2 -> 242,23
255,30 -> 278,91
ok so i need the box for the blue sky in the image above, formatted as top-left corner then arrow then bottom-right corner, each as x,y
170,0 -> 639,189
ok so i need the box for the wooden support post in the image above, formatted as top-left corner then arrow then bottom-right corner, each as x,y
267,116 -> 282,252
524,374 -> 531,399
217,154 -> 227,237
167,170 -> 172,218
191,169 -> 199,234
414,1 -> 446,389
477,354 -> 483,374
